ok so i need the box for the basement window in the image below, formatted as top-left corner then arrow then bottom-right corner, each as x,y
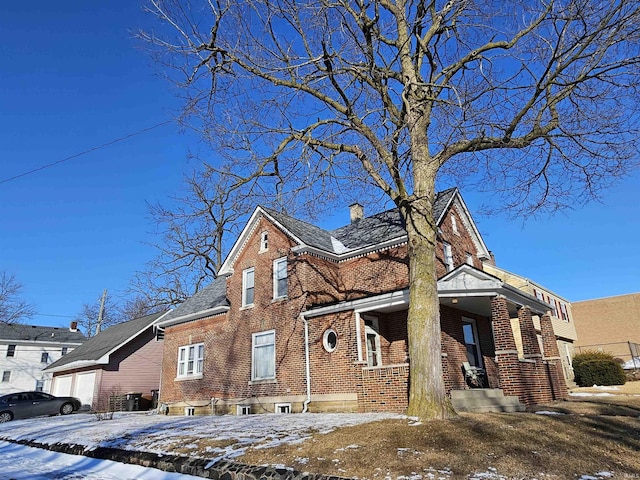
275,403 -> 291,414
237,405 -> 251,415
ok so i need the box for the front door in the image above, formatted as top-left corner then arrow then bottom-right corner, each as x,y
364,316 -> 381,367
462,318 -> 483,368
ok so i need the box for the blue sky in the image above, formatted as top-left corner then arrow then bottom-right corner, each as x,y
1,1 -> 639,328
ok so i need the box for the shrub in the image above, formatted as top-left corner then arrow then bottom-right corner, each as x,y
573,351 -> 626,387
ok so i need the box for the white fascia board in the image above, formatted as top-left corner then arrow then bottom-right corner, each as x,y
435,188 -> 458,225
156,306 -> 230,328
292,236 -> 408,262
0,339 -> 85,347
219,206 -> 309,276
45,359 -> 105,373
218,207 -> 265,276
449,191 -> 491,260
301,289 -> 410,319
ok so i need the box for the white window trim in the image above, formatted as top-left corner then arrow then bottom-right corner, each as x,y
251,330 -> 276,381
177,343 -> 205,379
273,257 -> 288,300
275,403 -> 291,413
322,328 -> 338,353
443,242 -> 454,272
452,215 -> 459,234
259,231 -> 268,252
242,267 -> 255,307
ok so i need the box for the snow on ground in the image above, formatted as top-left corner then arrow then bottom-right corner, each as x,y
0,411 -> 399,462
0,441 -> 203,480
0,411 -> 622,480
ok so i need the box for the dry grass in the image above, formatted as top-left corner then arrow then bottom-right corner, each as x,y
238,386 -> 640,479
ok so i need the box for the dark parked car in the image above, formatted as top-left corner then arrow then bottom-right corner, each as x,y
0,391 -> 82,423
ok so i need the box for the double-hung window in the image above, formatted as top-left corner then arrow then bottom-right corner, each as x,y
41,352 -> 49,364
1,371 -> 10,382
443,242 -> 454,272
252,330 -> 275,381
242,267 -> 255,307
273,257 -> 288,299
177,344 -> 204,378
6,345 -> 15,357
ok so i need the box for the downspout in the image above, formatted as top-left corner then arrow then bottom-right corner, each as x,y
301,313 -> 312,413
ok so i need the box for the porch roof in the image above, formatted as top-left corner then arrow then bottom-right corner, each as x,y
301,265 -> 552,319
437,264 -> 553,317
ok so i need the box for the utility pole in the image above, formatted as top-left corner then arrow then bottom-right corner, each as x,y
95,289 -> 107,336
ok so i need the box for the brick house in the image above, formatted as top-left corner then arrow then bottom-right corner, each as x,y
482,264 -> 577,383
156,188 -> 568,415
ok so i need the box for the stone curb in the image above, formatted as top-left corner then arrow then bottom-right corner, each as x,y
1,437 -> 352,480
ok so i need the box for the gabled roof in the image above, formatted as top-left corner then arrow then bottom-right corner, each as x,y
437,264 -> 552,315
219,187 -> 489,274
156,276 -> 230,327
0,323 -> 86,344
44,311 -> 167,373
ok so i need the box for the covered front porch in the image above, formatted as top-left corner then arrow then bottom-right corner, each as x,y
309,265 -> 568,413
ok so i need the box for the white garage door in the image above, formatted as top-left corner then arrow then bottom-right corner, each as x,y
73,372 -> 96,409
52,375 -> 72,397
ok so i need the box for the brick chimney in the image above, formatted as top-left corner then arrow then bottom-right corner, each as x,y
349,203 -> 364,223
69,321 -> 78,332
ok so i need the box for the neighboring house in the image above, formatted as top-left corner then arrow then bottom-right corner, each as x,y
0,322 -> 85,395
44,312 -> 167,410
483,264 -> 577,383
157,188 -> 568,415
572,293 -> 640,365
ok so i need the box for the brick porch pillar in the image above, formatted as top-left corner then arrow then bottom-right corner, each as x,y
517,306 -> 544,404
540,312 -> 569,400
491,296 -> 522,400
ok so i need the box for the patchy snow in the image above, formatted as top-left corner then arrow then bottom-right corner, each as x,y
569,392 -> 614,397
0,411 -> 398,461
621,357 -> 640,370
0,441 -> 203,480
534,410 -> 565,415
0,411 -> 623,479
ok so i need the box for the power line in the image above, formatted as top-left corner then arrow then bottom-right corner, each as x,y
0,120 -> 173,185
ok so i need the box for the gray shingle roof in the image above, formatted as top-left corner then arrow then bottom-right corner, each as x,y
264,188 -> 457,253
44,311 -> 165,371
0,323 -> 86,344
160,276 -> 229,324
261,207 -> 337,251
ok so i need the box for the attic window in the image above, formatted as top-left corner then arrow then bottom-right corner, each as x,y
452,215 -> 458,234
260,231 -> 268,252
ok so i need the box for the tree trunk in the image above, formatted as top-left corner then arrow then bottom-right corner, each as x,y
403,201 -> 456,420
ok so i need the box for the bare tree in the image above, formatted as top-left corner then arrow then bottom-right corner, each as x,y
0,271 -> 35,324
131,163 -> 271,306
119,295 -> 166,321
143,0 -> 640,419
73,292 -> 121,337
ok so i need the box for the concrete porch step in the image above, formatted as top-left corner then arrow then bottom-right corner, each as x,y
450,389 -> 526,413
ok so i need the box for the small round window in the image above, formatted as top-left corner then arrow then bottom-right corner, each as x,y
323,329 -> 338,352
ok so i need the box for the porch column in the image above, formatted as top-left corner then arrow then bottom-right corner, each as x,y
540,312 -> 569,400
518,306 -> 542,359
491,296 -> 522,400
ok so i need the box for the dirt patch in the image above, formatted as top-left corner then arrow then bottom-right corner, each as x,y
238,395 -> 640,479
